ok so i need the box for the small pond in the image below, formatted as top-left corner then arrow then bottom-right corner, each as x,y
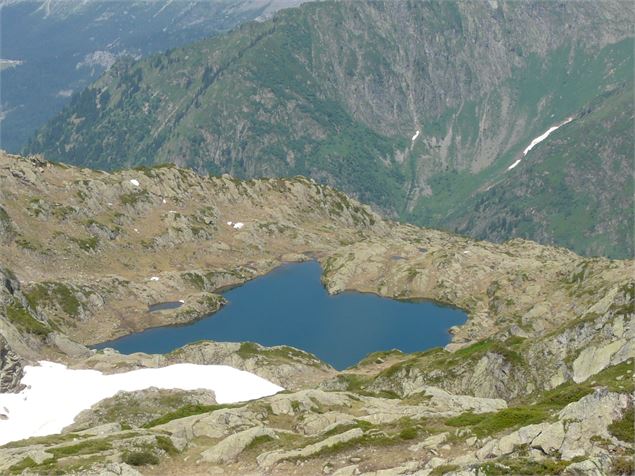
95,261 -> 467,370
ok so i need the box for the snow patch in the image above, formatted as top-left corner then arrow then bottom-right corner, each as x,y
411,130 -> 420,141
522,117 -> 574,156
227,221 -> 244,229
0,361 -> 282,445
150,276 -> 160,281
507,159 -> 522,171
508,117 -> 574,171
129,179 -> 140,187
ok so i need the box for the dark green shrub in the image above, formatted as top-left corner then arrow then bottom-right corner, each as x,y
123,450 -> 159,466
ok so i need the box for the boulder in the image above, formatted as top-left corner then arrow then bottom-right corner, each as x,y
199,426 -> 276,463
563,458 -> 604,476
572,340 -> 627,383
257,428 -> 363,468
531,421 -> 565,454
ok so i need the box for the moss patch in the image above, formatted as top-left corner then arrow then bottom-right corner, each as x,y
445,407 -> 549,438
143,403 -> 239,428
6,303 -> 50,336
25,282 -> 82,317
608,406 -> 634,443
122,450 -> 159,466
49,438 -> 112,458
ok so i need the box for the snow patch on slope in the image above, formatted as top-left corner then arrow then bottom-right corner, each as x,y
522,117 -> 574,156
0,361 -> 282,445
508,117 -> 574,171
507,159 -> 522,171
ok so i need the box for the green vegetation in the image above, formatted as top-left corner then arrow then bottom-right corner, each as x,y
122,450 -> 159,466
71,236 -> 99,252
611,456 -> 635,476
6,303 -> 50,336
237,342 -> 323,366
0,206 -> 13,238
25,281 -> 82,317
49,438 -> 112,458
445,360 -> 634,439
120,190 -> 149,206
8,457 -> 39,474
143,403 -> 239,428
1,433 -> 81,449
245,434 -> 275,450
377,338 -> 525,388
446,407 -> 548,438
430,465 -> 460,476
608,406 -> 634,443
155,435 -> 179,455
478,456 -> 582,475
398,426 -> 418,440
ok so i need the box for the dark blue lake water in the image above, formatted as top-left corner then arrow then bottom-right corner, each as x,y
96,261 -> 467,370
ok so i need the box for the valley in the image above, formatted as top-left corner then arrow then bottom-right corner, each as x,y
22,0 -> 635,258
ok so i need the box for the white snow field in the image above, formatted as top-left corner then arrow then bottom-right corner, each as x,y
0,361 -> 283,445
508,117 -> 574,171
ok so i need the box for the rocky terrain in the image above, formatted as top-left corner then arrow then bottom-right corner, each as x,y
23,0 -> 635,257
0,152 -> 632,474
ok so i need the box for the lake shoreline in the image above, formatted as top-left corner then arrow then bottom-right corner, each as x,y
94,261 -> 467,370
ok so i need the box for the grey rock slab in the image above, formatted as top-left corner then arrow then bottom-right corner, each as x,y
199,426 -> 276,463
257,428 -> 363,468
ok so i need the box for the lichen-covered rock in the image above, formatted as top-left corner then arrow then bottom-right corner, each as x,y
558,389 -> 631,459
199,426 -> 276,463
66,387 -> 217,431
257,428 -> 363,468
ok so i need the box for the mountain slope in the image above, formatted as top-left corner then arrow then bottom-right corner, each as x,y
24,0 -> 635,256
445,85 -> 634,258
0,0 -> 306,151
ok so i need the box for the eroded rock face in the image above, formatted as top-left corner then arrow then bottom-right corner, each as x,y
0,334 -> 24,393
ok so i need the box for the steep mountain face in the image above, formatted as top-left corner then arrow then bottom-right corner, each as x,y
0,153 -> 632,474
24,0 -> 634,258
0,0 -> 306,151
445,85 -> 635,258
